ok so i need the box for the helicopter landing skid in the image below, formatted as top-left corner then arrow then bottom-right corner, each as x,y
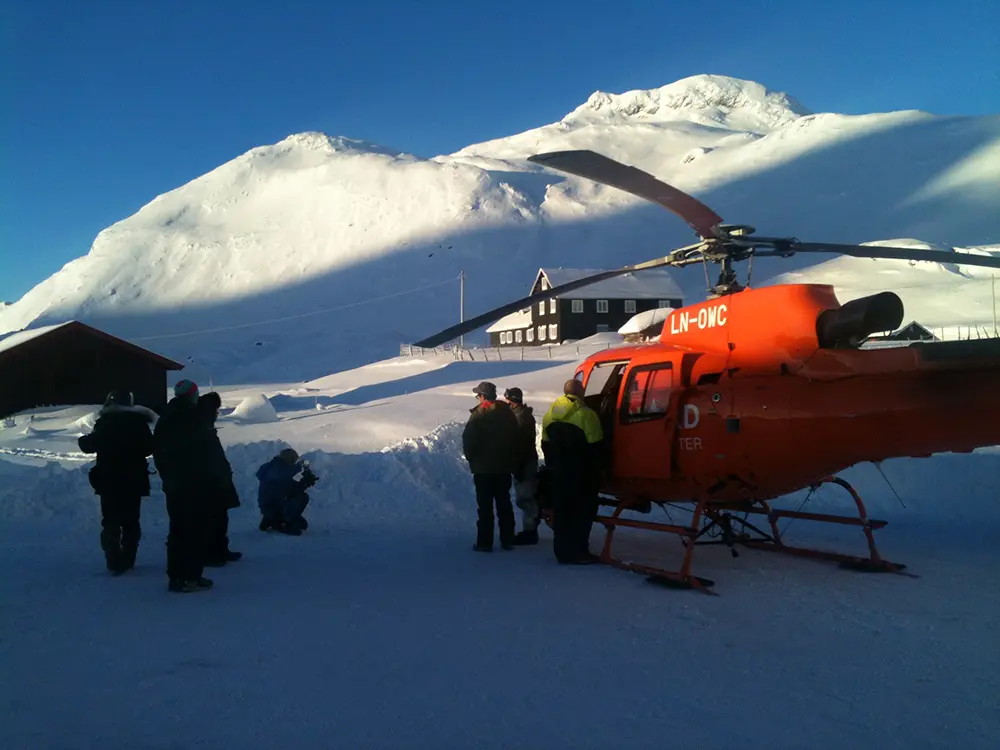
733,476 -> 911,576
592,477 -> 910,592
595,495 -> 720,595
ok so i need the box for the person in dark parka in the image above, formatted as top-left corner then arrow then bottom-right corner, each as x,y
462,381 -> 520,551
256,448 -> 317,535
504,387 -> 542,545
77,389 -> 156,575
153,380 -> 228,593
196,392 -> 242,566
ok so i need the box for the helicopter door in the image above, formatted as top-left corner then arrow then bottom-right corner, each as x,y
614,361 -> 676,480
583,360 -> 628,473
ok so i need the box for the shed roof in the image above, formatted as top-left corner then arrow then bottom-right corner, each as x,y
486,309 -> 533,333
0,320 -> 184,369
534,268 -> 684,300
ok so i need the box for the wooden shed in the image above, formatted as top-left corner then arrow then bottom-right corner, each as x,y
0,321 -> 184,418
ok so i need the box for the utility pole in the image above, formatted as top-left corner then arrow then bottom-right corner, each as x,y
459,270 -> 465,350
992,274 -> 997,337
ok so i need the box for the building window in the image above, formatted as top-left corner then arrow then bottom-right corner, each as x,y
548,324 -> 558,341
515,330 -> 522,344
624,300 -> 636,314
658,300 -> 671,308
538,301 -> 546,315
527,328 -> 534,342
596,300 -> 609,314
538,326 -> 547,341
596,324 -> 609,333
549,298 -> 556,314
571,300 -> 583,313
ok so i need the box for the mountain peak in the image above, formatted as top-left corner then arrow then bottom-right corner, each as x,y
256,132 -> 409,160
565,74 -> 811,133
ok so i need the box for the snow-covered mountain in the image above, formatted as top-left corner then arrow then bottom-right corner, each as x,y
2,74 -> 998,382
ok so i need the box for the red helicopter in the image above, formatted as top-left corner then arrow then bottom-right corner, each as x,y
415,150 -> 1000,592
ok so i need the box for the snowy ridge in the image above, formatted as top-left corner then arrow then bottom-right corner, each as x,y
564,74 -> 811,132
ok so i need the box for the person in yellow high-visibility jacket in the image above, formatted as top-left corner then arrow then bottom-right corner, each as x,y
541,378 -> 604,564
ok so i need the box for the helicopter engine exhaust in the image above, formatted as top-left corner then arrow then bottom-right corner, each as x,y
816,291 -> 904,348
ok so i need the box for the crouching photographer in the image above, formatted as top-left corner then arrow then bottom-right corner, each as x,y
256,448 -> 319,536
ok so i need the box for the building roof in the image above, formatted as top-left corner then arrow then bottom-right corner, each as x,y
534,267 -> 684,300
867,320 -> 938,341
0,322 -> 72,356
618,306 -> 675,335
486,309 -> 532,333
0,320 -> 184,369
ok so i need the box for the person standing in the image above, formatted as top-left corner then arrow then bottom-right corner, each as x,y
462,381 -> 520,551
197,392 -> 242,566
540,379 -> 605,564
153,380 -> 216,593
77,389 -> 156,575
503,387 -> 541,545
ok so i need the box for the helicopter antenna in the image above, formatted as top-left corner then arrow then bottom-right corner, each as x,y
746,253 -> 755,288
873,462 -> 907,509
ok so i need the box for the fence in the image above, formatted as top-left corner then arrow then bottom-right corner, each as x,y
398,340 -> 623,362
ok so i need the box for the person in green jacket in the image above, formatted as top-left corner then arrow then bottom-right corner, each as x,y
462,381 -> 520,551
541,379 -> 605,564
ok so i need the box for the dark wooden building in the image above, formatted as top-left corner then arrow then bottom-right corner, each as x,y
0,321 -> 184,418
487,267 -> 685,347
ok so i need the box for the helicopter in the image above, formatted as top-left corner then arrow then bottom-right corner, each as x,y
414,149 -> 1000,593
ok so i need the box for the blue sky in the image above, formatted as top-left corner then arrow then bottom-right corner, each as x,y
3,0 -> 998,303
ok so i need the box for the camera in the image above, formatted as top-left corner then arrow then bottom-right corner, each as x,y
300,464 -> 319,489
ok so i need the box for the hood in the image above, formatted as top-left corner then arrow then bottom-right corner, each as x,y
98,403 -> 158,423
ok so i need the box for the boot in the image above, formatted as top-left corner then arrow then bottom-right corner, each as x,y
168,577 -> 214,593
100,527 -> 122,574
513,529 -> 539,545
116,546 -> 137,574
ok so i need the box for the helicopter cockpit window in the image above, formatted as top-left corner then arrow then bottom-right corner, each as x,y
622,364 -> 674,422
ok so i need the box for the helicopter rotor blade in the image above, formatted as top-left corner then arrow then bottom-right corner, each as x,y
527,150 -> 725,239
741,238 -> 1000,270
412,258 -> 679,349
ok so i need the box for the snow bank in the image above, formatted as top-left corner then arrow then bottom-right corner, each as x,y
0,422 -> 474,528
230,394 -> 280,423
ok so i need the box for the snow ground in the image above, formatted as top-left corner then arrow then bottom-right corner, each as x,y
2,342 -> 999,749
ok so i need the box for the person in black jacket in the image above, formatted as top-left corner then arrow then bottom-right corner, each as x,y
503,387 -> 542,545
462,381 -> 520,551
196,392 -> 242,566
77,389 -> 156,575
153,380 -> 228,593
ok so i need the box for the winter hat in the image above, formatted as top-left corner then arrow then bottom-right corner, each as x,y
199,391 -> 221,410
472,381 -> 497,400
503,387 -> 523,403
173,379 -> 199,402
